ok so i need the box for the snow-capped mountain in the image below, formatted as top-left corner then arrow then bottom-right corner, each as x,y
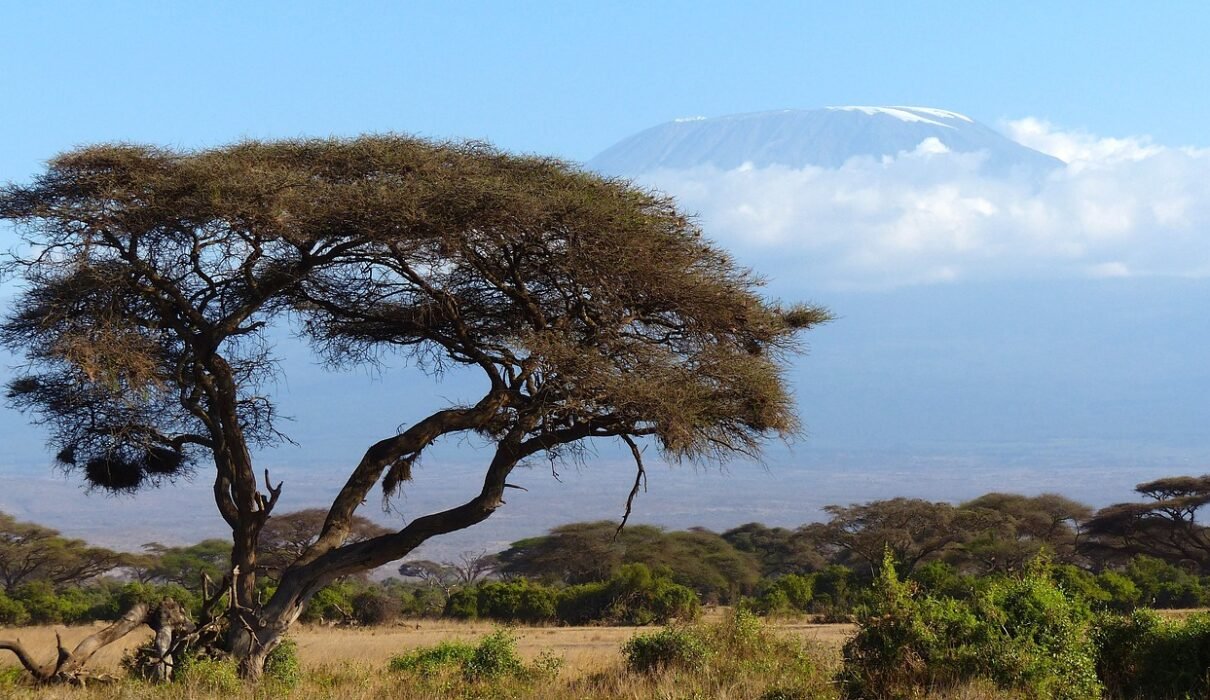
589,106 -> 1062,175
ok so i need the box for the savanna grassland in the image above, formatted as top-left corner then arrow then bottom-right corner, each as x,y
0,612 -> 855,700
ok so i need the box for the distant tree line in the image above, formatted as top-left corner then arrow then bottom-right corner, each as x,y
3,475 -> 1210,627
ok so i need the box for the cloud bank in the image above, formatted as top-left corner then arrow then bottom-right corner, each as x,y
635,120 -> 1210,290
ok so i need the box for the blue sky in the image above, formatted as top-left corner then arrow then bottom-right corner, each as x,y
2,1 -> 1208,184
3,2 -> 1210,544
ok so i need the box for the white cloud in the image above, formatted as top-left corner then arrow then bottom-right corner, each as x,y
1002,117 -> 1163,169
635,120 -> 1210,290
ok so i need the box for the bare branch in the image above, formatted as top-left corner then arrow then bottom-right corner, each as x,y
615,434 -> 648,538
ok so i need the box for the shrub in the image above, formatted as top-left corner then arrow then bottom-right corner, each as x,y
389,639 -> 476,675
351,587 -> 402,625
176,655 -> 241,693
389,629 -> 561,683
558,563 -> 700,625
1124,556 -> 1208,609
909,561 -> 976,601
300,582 -> 356,623
1095,571 -> 1140,612
264,638 -> 301,688
0,592 -> 29,626
475,580 -> 557,623
619,610 -> 828,697
746,574 -> 814,616
623,626 -> 710,674
444,587 -> 480,620
1093,609 -> 1210,699
464,629 -> 527,680
840,551 -> 1101,700
978,563 -> 1100,699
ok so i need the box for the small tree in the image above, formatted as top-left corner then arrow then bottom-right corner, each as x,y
399,550 -> 498,602
0,136 -> 828,679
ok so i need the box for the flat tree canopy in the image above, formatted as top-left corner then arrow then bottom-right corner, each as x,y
0,136 -> 828,677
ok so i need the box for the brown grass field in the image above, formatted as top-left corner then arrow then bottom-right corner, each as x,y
0,612 -> 858,699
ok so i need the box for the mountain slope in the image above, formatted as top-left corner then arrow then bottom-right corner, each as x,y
589,106 -> 1062,175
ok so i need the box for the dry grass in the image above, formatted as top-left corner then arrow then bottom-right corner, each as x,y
0,614 -> 859,699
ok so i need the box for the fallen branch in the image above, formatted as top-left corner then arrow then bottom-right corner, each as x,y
0,601 -> 151,684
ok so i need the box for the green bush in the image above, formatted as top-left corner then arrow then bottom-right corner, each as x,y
1124,556 -> 1208,609
176,655 -> 241,693
1093,609 -> 1210,699
839,551 -> 1101,700
623,626 -> 710,674
264,638 -> 301,688
10,581 -> 92,624
0,592 -> 30,625
621,610 -> 826,696
351,587 -> 402,625
811,564 -> 860,616
474,580 -> 557,623
389,629 -> 561,682
389,639 -> 476,675
556,563 -> 700,625
746,573 -> 814,616
909,561 -> 977,601
464,629 -> 527,680
300,581 -> 356,623
979,563 -> 1100,699
1095,571 -> 1141,612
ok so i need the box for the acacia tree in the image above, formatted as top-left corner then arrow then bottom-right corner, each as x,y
820,498 -> 962,576
1083,475 -> 1210,571
0,137 -> 827,678
257,508 -> 390,575
0,512 -> 126,592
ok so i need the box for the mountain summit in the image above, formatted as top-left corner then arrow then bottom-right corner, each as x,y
589,106 -> 1062,175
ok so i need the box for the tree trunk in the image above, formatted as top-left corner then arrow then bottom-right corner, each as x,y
227,613 -> 287,681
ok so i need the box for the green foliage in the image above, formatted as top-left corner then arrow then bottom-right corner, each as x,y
810,564 -> 860,616
623,626 -> 710,674
745,573 -> 815,616
299,581 -> 357,623
389,639 -> 476,675
109,581 -> 199,618
445,564 -> 700,626
463,629 -> 527,680
909,560 -> 977,600
622,610 -> 827,698
389,629 -> 562,683
840,551 -> 1101,700
10,580 -> 92,623
1124,556 -> 1207,609
978,560 -> 1100,699
0,591 -> 29,625
1095,570 -> 1141,612
558,563 -> 700,625
498,521 -> 761,603
1093,610 -> 1210,699
351,586 -> 403,625
476,580 -> 558,623
445,587 -> 480,620
0,666 -> 26,689
141,539 -> 231,588
176,654 -> 241,693
264,638 -> 301,688
443,579 -> 557,623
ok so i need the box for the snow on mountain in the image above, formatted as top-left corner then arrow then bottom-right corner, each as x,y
588,106 -> 1062,176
